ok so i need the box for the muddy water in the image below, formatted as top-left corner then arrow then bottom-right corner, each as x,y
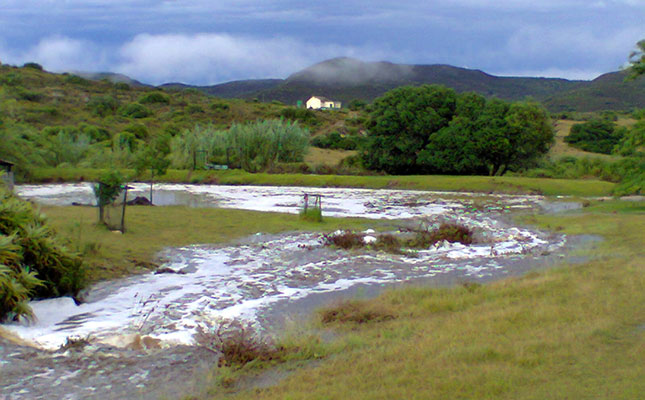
1,184 -> 583,399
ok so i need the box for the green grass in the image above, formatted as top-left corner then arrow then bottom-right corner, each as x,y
28,167 -> 616,197
42,206 -> 377,283
200,199 -> 645,399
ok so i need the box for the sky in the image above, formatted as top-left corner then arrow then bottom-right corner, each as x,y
0,0 -> 643,86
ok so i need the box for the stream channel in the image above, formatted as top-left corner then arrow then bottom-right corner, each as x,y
1,183 -> 588,399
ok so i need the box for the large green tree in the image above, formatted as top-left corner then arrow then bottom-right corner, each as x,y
363,86 -> 553,176
362,85 -> 457,174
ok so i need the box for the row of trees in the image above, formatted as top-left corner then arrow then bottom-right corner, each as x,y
361,85 -> 554,175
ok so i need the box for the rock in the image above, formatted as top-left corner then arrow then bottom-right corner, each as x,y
126,196 -> 153,206
155,267 -> 186,275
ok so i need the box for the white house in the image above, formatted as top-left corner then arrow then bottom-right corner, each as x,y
306,96 -> 341,110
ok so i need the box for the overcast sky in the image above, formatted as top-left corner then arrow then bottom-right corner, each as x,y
0,1 -> 643,85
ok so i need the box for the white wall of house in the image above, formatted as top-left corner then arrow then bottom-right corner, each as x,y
306,96 -> 323,109
306,96 -> 341,109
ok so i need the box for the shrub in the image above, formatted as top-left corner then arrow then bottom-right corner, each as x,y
408,223 -> 474,248
564,119 -> 624,154
279,107 -> 319,127
194,320 -> 284,368
319,299 -> 396,324
122,123 -> 149,140
138,91 -> 170,105
322,231 -> 365,249
311,131 -> 362,150
119,102 -> 151,118
0,187 -> 85,321
87,95 -> 120,117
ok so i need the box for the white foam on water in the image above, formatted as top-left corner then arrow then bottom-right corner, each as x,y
5,184 -> 560,349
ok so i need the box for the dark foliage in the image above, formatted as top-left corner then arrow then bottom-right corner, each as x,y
564,118 -> 625,154
321,231 -> 365,249
119,103 -> 151,118
362,86 -> 553,175
408,223 -> 474,248
311,131 -> 363,150
138,91 -> 171,105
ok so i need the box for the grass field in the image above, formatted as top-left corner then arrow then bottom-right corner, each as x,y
304,147 -> 357,166
200,199 -> 645,399
29,167 -> 616,197
43,206 -> 377,283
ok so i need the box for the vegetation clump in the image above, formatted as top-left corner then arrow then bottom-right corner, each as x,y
195,321 -> 285,368
0,187 -> 84,321
322,223 -> 474,253
138,91 -> 170,105
319,299 -> 396,324
311,131 -> 363,150
322,230 -> 366,249
564,118 -> 624,154
408,223 -> 474,248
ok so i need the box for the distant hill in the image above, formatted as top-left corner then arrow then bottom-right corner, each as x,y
173,57 -> 645,112
161,79 -> 282,98
73,71 -> 150,87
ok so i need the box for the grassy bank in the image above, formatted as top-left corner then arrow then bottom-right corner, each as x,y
43,206 -> 378,283
28,167 -> 616,197
201,200 -> 645,399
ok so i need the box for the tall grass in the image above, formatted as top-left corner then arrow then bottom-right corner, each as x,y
170,120 -> 310,172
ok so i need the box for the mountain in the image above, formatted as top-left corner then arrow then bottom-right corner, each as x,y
73,71 -> 150,87
160,79 -> 282,98
174,58 -> 645,112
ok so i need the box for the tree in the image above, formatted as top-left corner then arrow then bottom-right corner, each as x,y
93,169 -> 125,225
362,85 -> 457,174
627,39 -> 645,80
134,135 -> 171,204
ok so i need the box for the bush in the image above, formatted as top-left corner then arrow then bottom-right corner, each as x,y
194,321 -> 284,368
408,223 -> 474,248
87,95 -> 120,117
119,103 -> 151,118
0,187 -> 85,321
122,123 -> 149,140
138,91 -> 170,105
319,299 -> 395,324
322,231 -> 365,249
564,119 -> 624,154
311,131 -> 363,150
279,107 -> 319,127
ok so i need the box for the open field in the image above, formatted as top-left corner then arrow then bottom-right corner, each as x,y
304,147 -> 357,167
29,167 -> 616,197
43,206 -> 376,283
202,199 -> 645,399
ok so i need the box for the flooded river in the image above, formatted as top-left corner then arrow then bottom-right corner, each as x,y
1,184 -> 581,399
